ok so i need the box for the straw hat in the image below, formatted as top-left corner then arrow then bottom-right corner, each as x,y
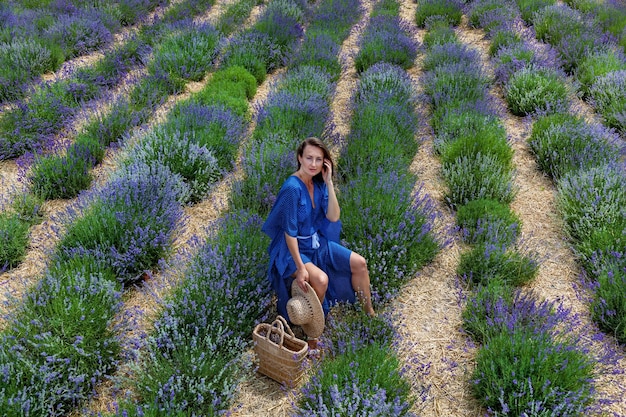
287,281 -> 325,339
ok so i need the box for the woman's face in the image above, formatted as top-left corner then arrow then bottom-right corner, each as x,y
298,145 -> 324,177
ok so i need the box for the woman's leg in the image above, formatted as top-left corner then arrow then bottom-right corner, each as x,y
350,252 -> 375,316
304,262 -> 328,304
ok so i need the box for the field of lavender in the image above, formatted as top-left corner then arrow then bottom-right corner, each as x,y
1,0 -> 625,415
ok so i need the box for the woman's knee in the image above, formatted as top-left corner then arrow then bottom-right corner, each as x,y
352,253 -> 368,274
309,269 -> 328,288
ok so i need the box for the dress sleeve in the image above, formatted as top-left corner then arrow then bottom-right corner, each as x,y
262,179 -> 300,239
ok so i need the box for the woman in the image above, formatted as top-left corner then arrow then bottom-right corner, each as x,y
262,137 -> 375,335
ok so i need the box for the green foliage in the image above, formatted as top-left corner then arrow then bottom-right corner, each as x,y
415,0 -> 463,27
29,142 -> 97,200
591,263 -> 626,345
438,121 -> 512,168
195,66 -> 256,118
422,19 -> 458,49
505,66 -> 568,116
443,153 -> 516,207
576,49 -> 626,98
515,0 -> 557,23
457,244 -> 539,287
432,106 -> 498,146
298,343 -> 414,415
215,0 -> 258,35
556,165 -> 626,243
462,278 -> 514,343
489,30 -> 522,56
148,24 -> 221,82
588,70 -> 626,132
0,212 -> 30,270
471,328 -> 595,415
457,198 -> 521,247
11,192 -> 44,225
124,130 -> 221,204
533,5 -> 587,45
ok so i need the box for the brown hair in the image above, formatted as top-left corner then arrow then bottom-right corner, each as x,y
296,137 -> 334,183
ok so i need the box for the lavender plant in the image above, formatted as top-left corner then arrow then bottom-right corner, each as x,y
159,101 -> 246,171
193,65 -> 257,117
456,198 -> 521,247
422,42 -> 484,72
588,70 -> 626,132
340,169 -> 440,300
471,326 -> 595,416
54,162 -> 187,283
0,263 -> 121,416
438,121 -> 513,169
529,113 -> 622,180
504,65 -> 568,115
423,62 -> 490,110
591,256 -> 626,344
123,130 -> 221,204
220,31 -> 284,83
115,210 -> 271,415
576,48 -> 626,98
253,89 -> 330,143
422,18 -> 458,49
458,242 -> 539,287
516,0 -> 556,23
556,164 -> 626,244
442,153 -> 516,207
0,212 -> 30,271
415,0 -> 463,27
148,21 -> 221,83
355,15 -> 418,73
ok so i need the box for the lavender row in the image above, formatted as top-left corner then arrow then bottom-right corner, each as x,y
296,0 -> 442,413
0,0 -> 271,414
0,18 -> 221,273
0,0 -> 222,161
512,0 -> 626,133
417,1 -> 608,415
98,0 -> 317,414
472,0 -> 626,347
0,0 -> 166,104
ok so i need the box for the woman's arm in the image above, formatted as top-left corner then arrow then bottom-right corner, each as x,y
323,159 -> 340,222
286,233 -> 310,291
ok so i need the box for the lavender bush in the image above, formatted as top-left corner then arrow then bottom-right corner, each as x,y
529,113 -> 622,180
0,212 -> 30,271
148,21 -> 221,83
443,153 -> 516,207
123,130 -> 221,204
0,263 -> 121,416
504,65 -> 568,115
340,169 -> 440,300
556,164 -> 626,244
220,31 -> 284,83
576,48 -> 626,98
415,0 -> 463,27
588,70 -> 626,132
54,162 -> 186,283
193,65 -> 257,118
457,242 -> 539,287
354,15 -> 418,73
472,327 -> 595,416
456,198 -> 521,247
591,255 -> 626,344
118,211 -> 271,415
159,101 -> 246,171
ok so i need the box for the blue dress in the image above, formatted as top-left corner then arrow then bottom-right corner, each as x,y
261,176 -> 356,319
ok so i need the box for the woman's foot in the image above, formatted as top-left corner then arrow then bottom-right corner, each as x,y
307,338 -> 321,358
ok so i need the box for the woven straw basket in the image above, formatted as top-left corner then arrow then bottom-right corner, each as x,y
253,315 -> 308,387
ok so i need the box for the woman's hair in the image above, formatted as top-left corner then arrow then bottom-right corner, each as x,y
296,137 -> 334,183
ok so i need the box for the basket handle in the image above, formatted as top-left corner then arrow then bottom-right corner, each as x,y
274,315 -> 295,338
263,317 -> 286,347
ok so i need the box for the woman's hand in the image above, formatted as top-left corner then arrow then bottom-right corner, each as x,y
295,266 -> 310,292
322,159 -> 333,184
